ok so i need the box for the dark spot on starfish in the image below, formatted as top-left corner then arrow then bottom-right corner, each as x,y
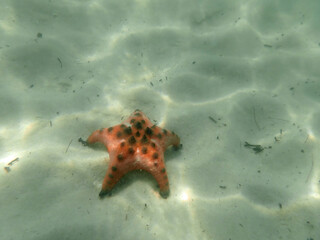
116,131 -> 122,138
145,127 -> 153,136
151,125 -> 156,129
164,175 -> 168,179
135,131 -> 141,137
134,112 -> 141,116
141,134 -> 148,144
134,121 -> 142,129
120,142 -> 125,147
142,147 -> 148,154
109,174 -> 114,178
165,182 -> 169,186
152,152 -> 158,159
141,119 -> 145,124
162,129 -> 168,135
128,136 -> 136,144
157,133 -> 162,139
150,142 -> 156,148
112,166 -> 117,172
161,168 -> 166,173
130,118 -> 135,123
128,147 -> 134,154
99,128 -> 104,133
154,162 -> 158,167
108,127 -> 113,132
120,124 -> 126,128
117,154 -> 124,161
107,181 -> 111,185
124,126 -> 132,135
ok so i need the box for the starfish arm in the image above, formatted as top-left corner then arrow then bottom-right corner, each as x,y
151,126 -> 180,150
99,160 -> 128,198
147,164 -> 170,198
87,126 -> 124,151
125,110 -> 154,127
138,152 -> 170,198
87,129 -> 107,144
163,131 -> 180,149
100,148 -> 170,198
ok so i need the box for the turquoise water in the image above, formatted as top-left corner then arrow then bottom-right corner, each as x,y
0,0 -> 319,239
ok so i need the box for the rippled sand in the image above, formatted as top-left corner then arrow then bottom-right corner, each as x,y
0,0 -> 319,239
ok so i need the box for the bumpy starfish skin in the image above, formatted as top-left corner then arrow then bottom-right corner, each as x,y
87,110 -> 180,198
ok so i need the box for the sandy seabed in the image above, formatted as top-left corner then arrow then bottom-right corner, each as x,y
0,0 -> 320,239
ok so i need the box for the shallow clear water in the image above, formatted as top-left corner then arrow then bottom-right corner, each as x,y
0,0 -> 319,239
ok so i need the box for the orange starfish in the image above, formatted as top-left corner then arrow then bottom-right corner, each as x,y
87,110 -> 181,198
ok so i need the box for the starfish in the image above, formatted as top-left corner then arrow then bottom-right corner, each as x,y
86,110 -> 181,198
